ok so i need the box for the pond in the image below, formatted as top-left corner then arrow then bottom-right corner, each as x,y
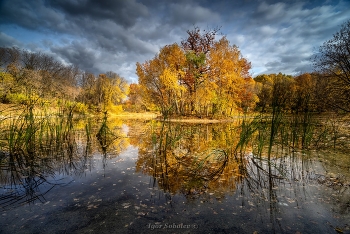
0,114 -> 349,233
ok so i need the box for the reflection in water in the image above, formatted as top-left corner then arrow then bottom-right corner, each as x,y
1,115 -> 349,233
130,120 -> 350,233
133,121 -> 242,198
0,114 -> 127,209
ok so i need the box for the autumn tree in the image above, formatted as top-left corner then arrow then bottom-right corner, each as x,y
292,73 -> 317,113
314,20 -> 350,112
254,74 -> 273,112
125,83 -> 147,112
181,27 -> 219,114
136,27 -> 257,117
0,47 -> 80,103
77,72 -> 128,111
208,37 -> 256,115
254,73 -> 294,113
105,71 -> 129,104
137,43 -> 186,116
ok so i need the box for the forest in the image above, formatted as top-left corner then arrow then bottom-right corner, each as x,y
0,20 -> 350,118
135,21 -> 350,118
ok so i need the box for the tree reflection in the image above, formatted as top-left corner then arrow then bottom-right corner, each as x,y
132,121 -> 245,198
129,120 -> 350,233
96,113 -> 129,171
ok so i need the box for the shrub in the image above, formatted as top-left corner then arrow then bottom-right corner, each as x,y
6,93 -> 29,105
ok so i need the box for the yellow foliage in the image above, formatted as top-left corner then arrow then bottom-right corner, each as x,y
108,104 -> 124,114
136,32 -> 256,116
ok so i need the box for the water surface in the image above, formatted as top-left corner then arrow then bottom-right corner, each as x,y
1,119 -> 349,233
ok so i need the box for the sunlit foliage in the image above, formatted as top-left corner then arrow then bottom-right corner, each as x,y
136,27 -> 258,117
76,71 -> 129,111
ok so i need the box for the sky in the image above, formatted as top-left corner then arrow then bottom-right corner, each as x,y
0,0 -> 349,83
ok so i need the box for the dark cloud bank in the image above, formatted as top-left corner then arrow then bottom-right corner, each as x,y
0,0 -> 349,82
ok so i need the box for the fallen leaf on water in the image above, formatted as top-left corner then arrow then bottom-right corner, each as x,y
121,203 -> 131,208
335,227 -> 343,233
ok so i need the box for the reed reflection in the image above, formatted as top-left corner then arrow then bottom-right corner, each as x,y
130,119 -> 349,232
0,109 -> 127,209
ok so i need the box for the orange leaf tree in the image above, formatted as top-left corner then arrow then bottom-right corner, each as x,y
137,27 -> 258,117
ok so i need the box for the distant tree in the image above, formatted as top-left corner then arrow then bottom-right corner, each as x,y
126,83 -> 147,111
77,71 -> 129,111
314,20 -> 350,112
0,47 -> 80,103
76,72 -> 96,106
105,71 -> 129,104
254,74 -> 273,112
254,73 -> 294,113
292,73 -> 317,113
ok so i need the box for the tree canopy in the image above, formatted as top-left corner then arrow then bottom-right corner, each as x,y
314,19 -> 350,112
136,27 -> 257,117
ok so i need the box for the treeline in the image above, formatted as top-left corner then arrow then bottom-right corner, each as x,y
131,20 -> 350,117
0,47 -> 79,102
0,47 -> 128,113
1,20 -> 349,117
254,73 -> 320,114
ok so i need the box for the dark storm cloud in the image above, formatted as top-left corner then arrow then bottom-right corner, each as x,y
49,0 -> 148,29
51,41 -> 98,72
0,0 -> 349,80
0,0 -> 64,31
0,0 -> 164,79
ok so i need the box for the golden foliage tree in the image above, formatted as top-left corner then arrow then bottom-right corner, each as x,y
136,27 -> 257,117
136,43 -> 186,116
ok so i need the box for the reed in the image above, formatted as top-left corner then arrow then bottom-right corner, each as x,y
0,103 -> 90,208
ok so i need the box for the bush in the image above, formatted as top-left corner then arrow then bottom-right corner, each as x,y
62,101 -> 88,114
6,93 -> 30,105
74,102 -> 88,114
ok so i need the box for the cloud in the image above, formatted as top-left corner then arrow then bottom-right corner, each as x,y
51,40 -> 99,71
227,0 -> 350,76
1,0 -> 349,81
49,0 -> 149,29
255,1 -> 287,23
0,0 -> 65,31
168,3 -> 221,26
0,32 -> 22,48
